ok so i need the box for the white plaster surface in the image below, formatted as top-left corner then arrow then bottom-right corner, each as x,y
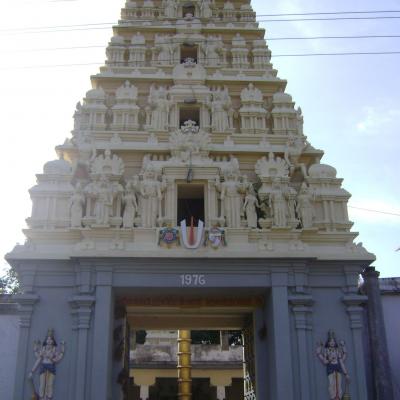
0,313 -> 19,400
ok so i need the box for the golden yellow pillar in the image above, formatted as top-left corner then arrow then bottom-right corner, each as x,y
177,329 -> 191,400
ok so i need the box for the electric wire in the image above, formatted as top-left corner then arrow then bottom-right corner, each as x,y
2,11 -> 400,34
4,34 -> 400,54
2,50 -> 400,70
348,206 -> 400,217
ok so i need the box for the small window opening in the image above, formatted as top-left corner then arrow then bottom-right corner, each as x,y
180,106 -> 200,128
182,3 -> 196,18
181,44 -> 198,64
177,184 -> 204,225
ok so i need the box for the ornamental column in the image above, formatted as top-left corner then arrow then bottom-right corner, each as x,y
69,295 -> 95,400
177,329 -> 192,400
13,293 -> 39,400
267,270 -> 294,400
90,266 -> 114,400
289,295 -> 314,400
362,267 -> 394,400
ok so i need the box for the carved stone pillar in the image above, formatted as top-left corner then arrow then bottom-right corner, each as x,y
69,295 -> 95,400
342,294 -> 368,399
267,271 -> 294,400
362,267 -> 394,400
90,266 -> 114,400
13,293 -> 39,400
289,295 -> 313,400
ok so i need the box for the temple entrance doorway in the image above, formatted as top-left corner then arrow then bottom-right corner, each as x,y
177,184 -> 205,225
118,293 -> 261,400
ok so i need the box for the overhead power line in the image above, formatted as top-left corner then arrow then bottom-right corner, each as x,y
2,10 -> 400,35
2,50 -> 400,70
348,206 -> 400,217
4,34 -> 400,54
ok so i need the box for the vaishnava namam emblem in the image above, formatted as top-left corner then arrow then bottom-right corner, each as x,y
158,227 -> 180,247
205,227 -> 226,249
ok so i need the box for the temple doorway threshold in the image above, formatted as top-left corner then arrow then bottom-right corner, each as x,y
116,293 -> 262,400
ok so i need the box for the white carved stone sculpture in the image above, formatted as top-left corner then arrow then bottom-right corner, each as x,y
269,181 -> 288,228
129,33 -> 146,67
148,85 -> 170,131
216,173 -> 244,228
28,329 -> 65,400
316,331 -> 350,400
252,39 -> 271,70
80,87 -> 107,131
106,35 -> 126,66
209,87 -> 232,133
255,152 -> 289,178
90,175 -> 115,226
243,187 -> 260,228
122,180 -> 138,228
112,81 -> 140,130
70,183 -> 85,228
163,0 -> 177,19
296,106 -> 304,135
91,149 -> 124,176
139,168 -> 166,227
201,36 -> 223,67
222,1 -> 235,20
231,33 -> 249,69
285,185 -> 297,222
169,121 -> 211,162
73,102 -> 82,131
239,83 -> 267,133
296,183 -> 315,229
200,0 -> 213,19
153,35 -> 178,65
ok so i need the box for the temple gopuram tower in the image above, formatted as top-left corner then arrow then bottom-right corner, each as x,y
7,1 -> 375,400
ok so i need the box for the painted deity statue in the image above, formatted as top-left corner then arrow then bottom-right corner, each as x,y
139,168 -> 166,228
216,172 -> 244,228
122,179 -> 139,228
29,329 -> 65,400
69,183 -> 85,228
269,181 -> 288,227
243,187 -> 260,228
296,182 -> 315,229
148,85 -> 170,131
316,331 -> 349,400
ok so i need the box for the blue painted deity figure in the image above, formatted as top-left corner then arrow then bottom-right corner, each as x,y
29,329 -> 65,400
316,330 -> 349,400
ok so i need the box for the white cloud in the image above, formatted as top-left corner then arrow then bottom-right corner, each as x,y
356,106 -> 400,133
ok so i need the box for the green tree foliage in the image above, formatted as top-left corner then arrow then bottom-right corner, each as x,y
0,266 -> 20,294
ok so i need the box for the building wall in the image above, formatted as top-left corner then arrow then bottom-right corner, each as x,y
0,303 -> 19,400
9,258 -> 370,400
380,278 -> 400,400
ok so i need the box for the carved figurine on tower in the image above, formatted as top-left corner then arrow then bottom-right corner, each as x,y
139,167 -> 166,228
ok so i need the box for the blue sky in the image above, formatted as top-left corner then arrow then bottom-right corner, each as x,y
0,0 -> 399,277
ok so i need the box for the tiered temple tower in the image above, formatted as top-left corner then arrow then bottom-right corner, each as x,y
7,1 -> 375,400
